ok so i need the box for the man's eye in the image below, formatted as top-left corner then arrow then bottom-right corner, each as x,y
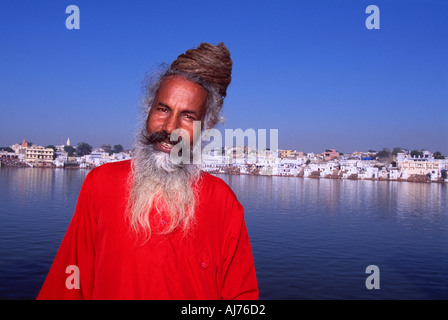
184,114 -> 195,120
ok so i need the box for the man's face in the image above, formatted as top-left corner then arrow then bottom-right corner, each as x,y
147,76 -> 208,154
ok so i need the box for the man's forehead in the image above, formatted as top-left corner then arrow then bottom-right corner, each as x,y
157,76 -> 208,101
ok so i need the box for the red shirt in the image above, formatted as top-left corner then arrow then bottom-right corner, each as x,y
37,160 -> 258,300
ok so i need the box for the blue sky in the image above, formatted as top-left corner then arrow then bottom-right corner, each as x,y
1,0 -> 447,154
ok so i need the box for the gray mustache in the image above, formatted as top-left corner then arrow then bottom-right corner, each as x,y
142,131 -> 181,146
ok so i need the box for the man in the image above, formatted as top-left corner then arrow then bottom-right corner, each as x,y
37,42 -> 259,300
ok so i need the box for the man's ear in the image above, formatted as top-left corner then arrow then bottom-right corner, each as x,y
145,105 -> 155,129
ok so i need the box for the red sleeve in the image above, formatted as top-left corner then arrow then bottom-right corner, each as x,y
220,198 -> 259,300
37,171 -> 98,300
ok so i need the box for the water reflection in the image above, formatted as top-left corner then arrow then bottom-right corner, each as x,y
220,174 -> 448,225
2,168 -> 88,209
0,167 -> 90,299
216,174 -> 448,299
1,168 -> 447,299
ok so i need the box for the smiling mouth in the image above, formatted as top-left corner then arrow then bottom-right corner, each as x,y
156,141 -> 175,153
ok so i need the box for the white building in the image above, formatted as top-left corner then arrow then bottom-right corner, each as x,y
25,146 -> 54,163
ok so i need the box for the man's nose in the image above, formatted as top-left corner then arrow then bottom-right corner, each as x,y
162,114 -> 179,134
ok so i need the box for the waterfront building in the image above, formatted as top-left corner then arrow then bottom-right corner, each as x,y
398,159 -> 442,181
306,152 -> 318,161
324,149 -> 339,161
9,142 -> 23,154
3,137 -> 446,183
280,149 -> 296,159
25,146 -> 54,163
76,150 -> 132,168
305,161 -> 337,178
388,167 -> 401,180
54,157 -> 66,168
0,151 -> 18,159
395,151 -> 445,180
278,157 -> 302,176
341,164 -> 359,179
358,166 -> 379,179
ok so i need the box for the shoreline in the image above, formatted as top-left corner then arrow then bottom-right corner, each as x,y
209,171 -> 448,184
2,162 -> 445,184
0,165 -> 448,184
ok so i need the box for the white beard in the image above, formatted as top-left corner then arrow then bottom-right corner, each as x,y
126,133 -> 202,243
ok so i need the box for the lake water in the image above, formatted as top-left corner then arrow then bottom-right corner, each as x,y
0,166 -> 447,300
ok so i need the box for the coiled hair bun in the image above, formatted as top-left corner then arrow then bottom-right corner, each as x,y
170,42 -> 233,99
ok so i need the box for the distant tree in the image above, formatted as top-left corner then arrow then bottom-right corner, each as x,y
64,145 -> 76,157
305,159 -> 311,165
433,151 -> 445,159
368,150 -> 376,153
76,142 -> 92,157
392,147 -> 403,156
112,144 -> 124,154
0,147 -> 14,152
376,148 -> 391,159
101,144 -> 112,154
